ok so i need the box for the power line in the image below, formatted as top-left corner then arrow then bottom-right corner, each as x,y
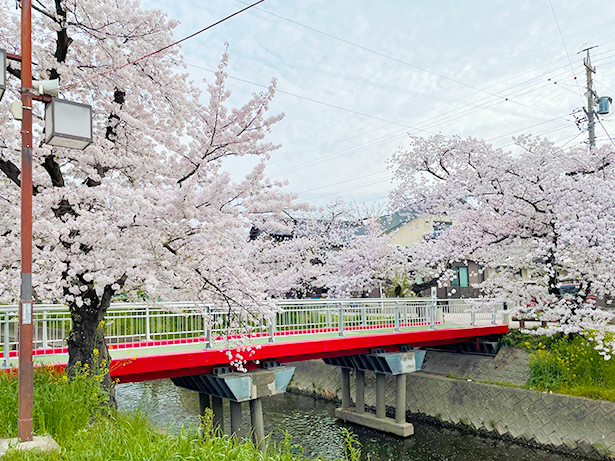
302,177 -> 392,201
548,0 -> 585,104
234,0 -> 572,123
295,169 -> 390,195
596,115 -> 615,148
184,62 -> 437,135
60,0 -> 266,90
219,62 -> 578,178
198,48 -> 604,178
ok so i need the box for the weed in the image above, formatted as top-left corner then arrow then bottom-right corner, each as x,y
342,428 -> 361,461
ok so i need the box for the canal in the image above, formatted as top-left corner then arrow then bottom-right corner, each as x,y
116,380 -> 587,461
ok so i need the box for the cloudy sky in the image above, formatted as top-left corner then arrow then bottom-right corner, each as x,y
142,0 -> 615,209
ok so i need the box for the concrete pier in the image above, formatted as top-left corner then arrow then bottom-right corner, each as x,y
211,396 -> 224,431
172,365 -> 295,447
249,399 -> 265,451
355,370 -> 365,414
325,349 -> 425,438
376,373 -> 386,419
229,401 -> 243,436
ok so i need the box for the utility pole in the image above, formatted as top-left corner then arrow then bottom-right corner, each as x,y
584,49 -> 596,147
18,0 -> 34,443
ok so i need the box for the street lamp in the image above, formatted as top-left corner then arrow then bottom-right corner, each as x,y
45,98 -> 92,149
13,0 -> 92,444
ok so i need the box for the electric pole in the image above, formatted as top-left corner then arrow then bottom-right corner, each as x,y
584,49 -> 596,147
19,0 -> 34,443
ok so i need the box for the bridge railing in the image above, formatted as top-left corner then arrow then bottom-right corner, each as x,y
1,298 -> 504,367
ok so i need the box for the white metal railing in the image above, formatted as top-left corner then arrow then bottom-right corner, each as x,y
1,297 -> 505,367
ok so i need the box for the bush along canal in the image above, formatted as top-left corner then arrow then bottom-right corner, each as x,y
116,375 -> 597,461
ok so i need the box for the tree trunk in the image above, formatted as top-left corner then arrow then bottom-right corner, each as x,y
66,284 -> 118,407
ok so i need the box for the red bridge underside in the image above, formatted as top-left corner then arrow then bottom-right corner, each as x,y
108,325 -> 508,384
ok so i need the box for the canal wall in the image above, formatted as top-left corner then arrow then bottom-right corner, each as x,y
287,348 -> 615,460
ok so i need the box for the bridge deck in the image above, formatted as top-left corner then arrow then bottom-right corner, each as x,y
5,323 -> 507,383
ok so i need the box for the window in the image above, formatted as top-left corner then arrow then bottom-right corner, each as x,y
451,266 -> 469,287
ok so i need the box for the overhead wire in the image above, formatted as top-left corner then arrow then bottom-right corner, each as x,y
234,0 -> 573,123
596,115 -> 615,148
548,0 -> 585,104
59,0 -> 266,91
193,46 -> 615,177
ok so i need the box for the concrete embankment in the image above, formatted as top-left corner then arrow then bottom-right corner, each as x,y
287,347 -> 615,460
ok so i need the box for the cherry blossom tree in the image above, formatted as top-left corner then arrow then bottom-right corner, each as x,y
390,134 -> 615,357
247,201 -> 402,299
0,0 -> 298,395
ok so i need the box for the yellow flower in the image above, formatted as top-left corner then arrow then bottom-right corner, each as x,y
93,348 -> 99,355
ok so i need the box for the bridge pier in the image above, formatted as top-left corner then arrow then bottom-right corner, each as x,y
172,363 -> 294,449
229,400 -> 243,436
355,370 -> 365,414
324,348 -> 426,438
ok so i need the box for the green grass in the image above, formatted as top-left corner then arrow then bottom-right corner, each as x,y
500,330 -> 615,402
0,367 -> 361,461
0,366 -> 106,444
1,412 -> 336,461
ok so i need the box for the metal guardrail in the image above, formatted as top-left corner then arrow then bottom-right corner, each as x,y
1,298 -> 504,367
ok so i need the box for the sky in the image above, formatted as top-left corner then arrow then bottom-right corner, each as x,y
141,0 -> 615,210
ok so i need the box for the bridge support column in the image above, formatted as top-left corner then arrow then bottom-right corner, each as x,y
249,398 -> 265,451
212,396 -> 224,432
376,373 -> 386,418
341,368 -> 351,409
355,370 -> 365,414
395,373 -> 407,424
324,349 -> 425,438
199,392 -> 210,417
230,400 -> 243,436
171,364 -> 295,443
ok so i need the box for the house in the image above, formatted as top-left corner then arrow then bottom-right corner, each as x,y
387,213 -> 484,299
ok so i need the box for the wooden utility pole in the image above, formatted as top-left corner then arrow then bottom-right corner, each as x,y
584,49 -> 596,147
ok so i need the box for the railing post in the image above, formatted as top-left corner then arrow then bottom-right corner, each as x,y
205,306 -> 212,349
471,310 -> 476,326
3,312 -> 10,369
269,313 -> 276,343
145,305 -> 151,342
394,301 -> 401,332
430,287 -> 437,330
338,303 -> 344,337
491,306 -> 497,325
42,309 -> 48,349
326,308 -> 332,328
503,301 -> 509,325
361,305 -> 367,326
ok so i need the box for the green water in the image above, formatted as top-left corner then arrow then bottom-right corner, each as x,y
116,380 -> 586,461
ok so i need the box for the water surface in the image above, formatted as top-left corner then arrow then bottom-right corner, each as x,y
116,380 -> 586,461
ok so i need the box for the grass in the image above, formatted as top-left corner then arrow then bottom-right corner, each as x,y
1,412 -> 339,461
0,366 -> 106,444
0,367 -> 361,461
500,330 -> 615,402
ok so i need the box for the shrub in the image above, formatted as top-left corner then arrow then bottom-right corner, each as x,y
525,334 -> 615,399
